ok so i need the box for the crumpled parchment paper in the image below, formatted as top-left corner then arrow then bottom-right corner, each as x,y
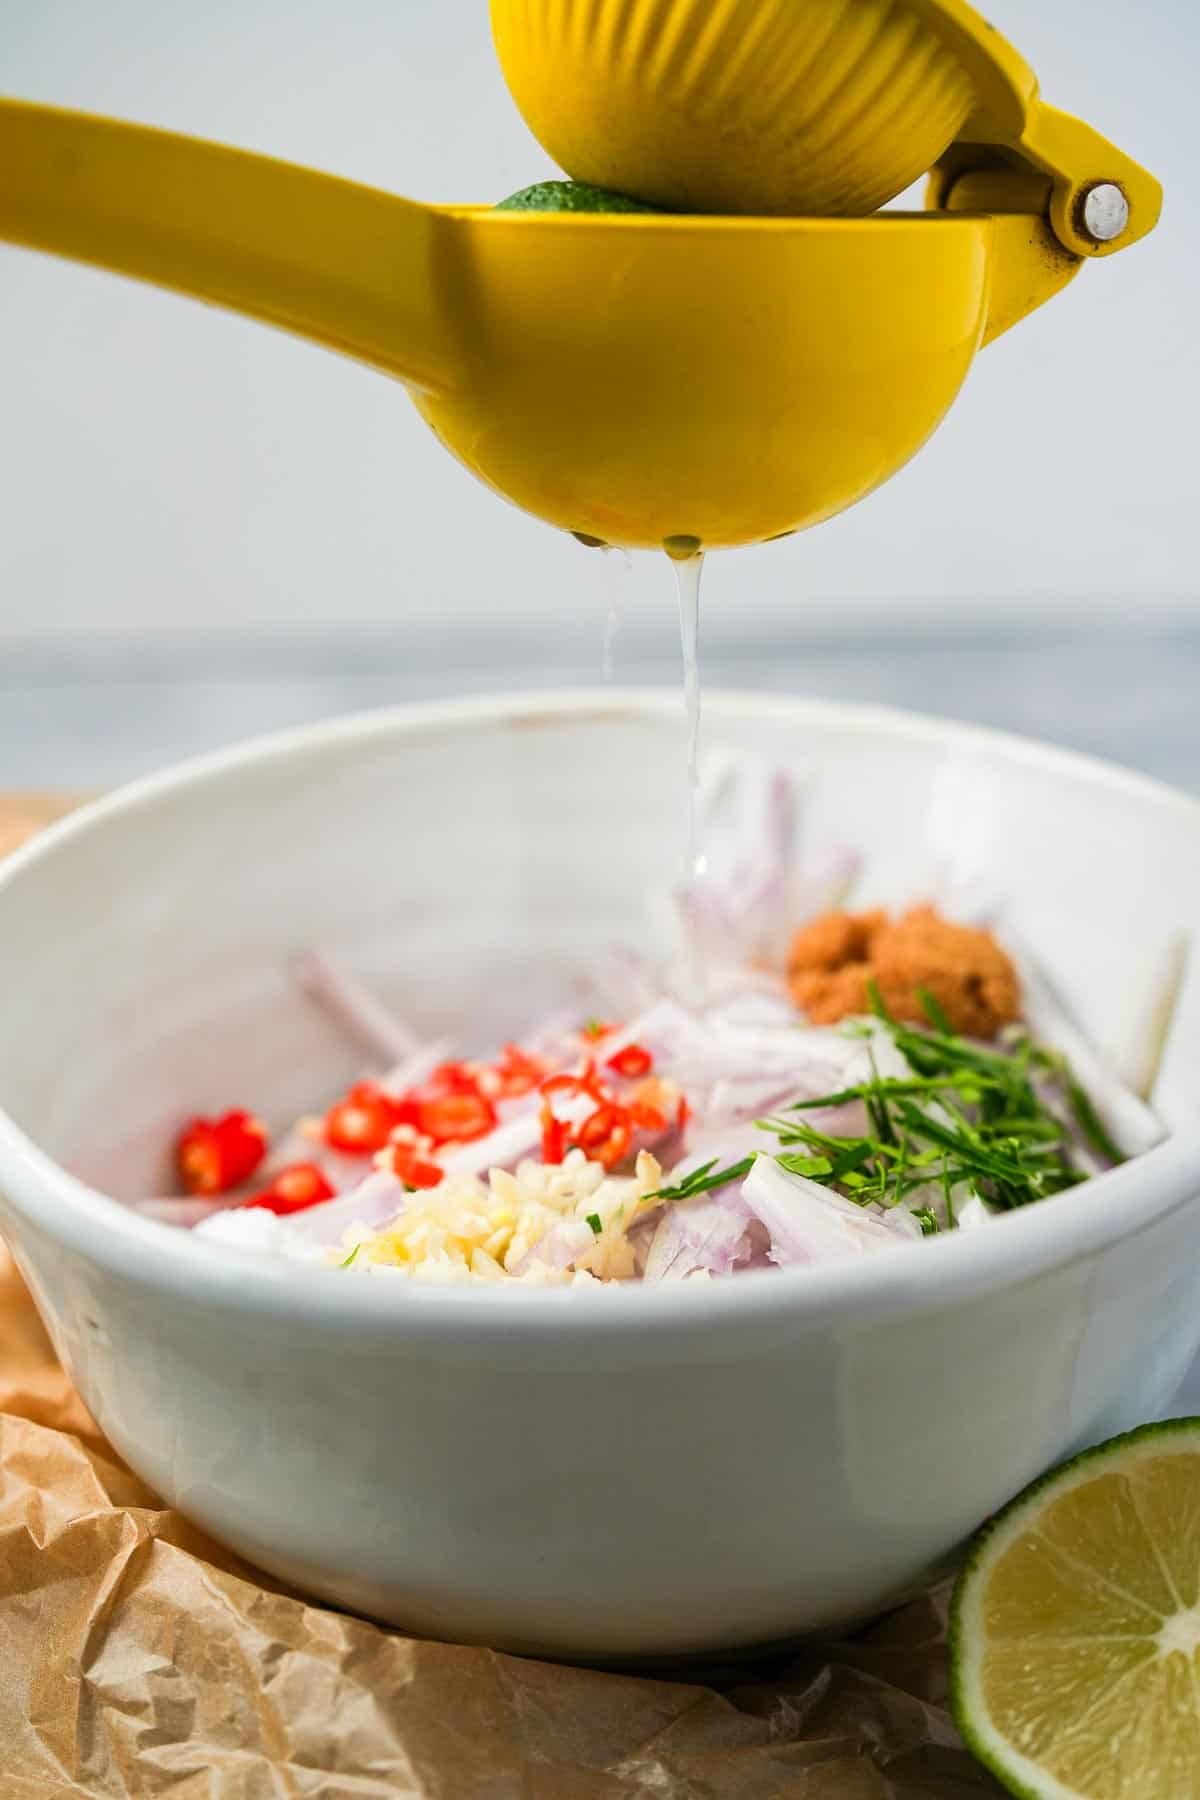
0,796 -> 1003,1799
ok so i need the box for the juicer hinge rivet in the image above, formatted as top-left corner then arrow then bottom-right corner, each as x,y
1080,182 -> 1130,244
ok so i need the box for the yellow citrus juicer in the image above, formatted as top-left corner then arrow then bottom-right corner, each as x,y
0,0 -> 1160,552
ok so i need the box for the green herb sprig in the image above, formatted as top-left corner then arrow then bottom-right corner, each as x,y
652,1155 -> 757,1202
759,985 -> 1122,1218
645,985 -> 1122,1234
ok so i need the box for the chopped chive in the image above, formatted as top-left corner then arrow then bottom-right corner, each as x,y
586,1212 -> 603,1235
942,1161 -> 956,1228
339,1244 -> 361,1268
864,1052 -> 896,1148
788,1076 -> 957,1109
776,1153 -> 833,1178
866,978 -> 893,1023
915,986 -> 952,1034
751,1006 -> 1117,1221
830,1140 -> 876,1181
653,1155 -> 756,1202
1063,1073 -> 1125,1164
889,1127 -> 910,1210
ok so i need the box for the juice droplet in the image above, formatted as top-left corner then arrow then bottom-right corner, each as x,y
672,548 -> 704,878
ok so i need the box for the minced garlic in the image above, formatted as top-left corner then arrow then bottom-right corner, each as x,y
335,1148 -> 664,1284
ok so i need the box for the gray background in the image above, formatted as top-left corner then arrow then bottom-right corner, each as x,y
0,0 -> 1197,788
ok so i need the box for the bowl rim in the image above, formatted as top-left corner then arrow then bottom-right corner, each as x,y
1,686 -> 1197,1343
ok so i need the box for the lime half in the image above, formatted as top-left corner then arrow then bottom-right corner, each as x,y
951,1419 -> 1200,1798
495,179 -> 659,213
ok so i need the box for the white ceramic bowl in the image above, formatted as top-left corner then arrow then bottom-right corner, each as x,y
1,692 -> 1198,1660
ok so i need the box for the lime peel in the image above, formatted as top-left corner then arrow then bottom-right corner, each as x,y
495,179 -> 661,214
951,1417 -> 1200,1799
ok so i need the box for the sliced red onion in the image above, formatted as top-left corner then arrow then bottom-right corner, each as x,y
1116,929 -> 1191,1103
705,1074 -> 868,1135
998,928 -> 1165,1158
520,1005 -> 591,1065
275,1168 -> 411,1247
668,1125 -> 774,1183
702,1025 -> 857,1077
627,1209 -> 663,1276
583,945 -> 665,1020
670,750 -> 861,980
840,1025 -> 914,1085
294,950 -> 421,1065
891,1176 -> 976,1233
439,1110 -> 544,1176
642,1196 -> 752,1282
666,962 -> 794,1015
611,1000 -> 849,1091
264,1127 -> 374,1196
510,1217 -> 597,1275
789,842 -> 862,923
732,1217 -> 774,1271
378,1039 -> 456,1100
702,989 -> 801,1032
605,1002 -> 906,1136
954,1194 -> 996,1231
738,1156 -> 919,1267
930,893 -> 1169,1140
135,1196 -> 233,1228
584,1000 -> 693,1072
673,752 -> 799,972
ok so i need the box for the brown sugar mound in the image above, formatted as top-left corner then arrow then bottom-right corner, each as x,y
788,904 -> 1020,1039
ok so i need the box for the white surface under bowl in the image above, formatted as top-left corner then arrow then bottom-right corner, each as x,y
0,691 -> 1198,1660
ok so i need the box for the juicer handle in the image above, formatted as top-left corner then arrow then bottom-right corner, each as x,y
915,2 -> 1162,259
929,102 -> 1163,347
930,103 -> 1163,262
0,99 -> 462,395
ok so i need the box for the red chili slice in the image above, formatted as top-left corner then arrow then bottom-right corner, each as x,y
177,1108 -> 268,1196
541,1069 -> 607,1109
424,1061 -> 483,1096
324,1082 -> 401,1155
245,1163 -> 335,1215
389,1060 -> 485,1121
607,1043 -> 654,1080
491,1045 -> 544,1099
388,1142 -> 445,1190
628,1100 -> 668,1132
415,1090 -> 496,1145
575,1104 -> 632,1170
540,1102 -> 568,1165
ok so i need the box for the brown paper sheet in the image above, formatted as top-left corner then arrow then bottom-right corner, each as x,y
0,796 -> 1003,1799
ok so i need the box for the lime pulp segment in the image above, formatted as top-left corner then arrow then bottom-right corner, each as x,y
951,1419 -> 1200,1799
